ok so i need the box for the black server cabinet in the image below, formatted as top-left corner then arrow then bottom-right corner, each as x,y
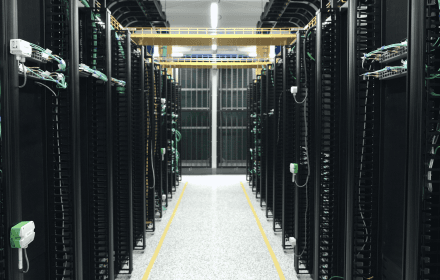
260,72 -> 267,208
154,66 -> 164,219
265,66 -> 275,219
262,65 -> 276,218
273,59 -> 283,234
111,29 -> 133,275
281,45 -> 298,253
246,84 -> 252,182
132,47 -> 148,247
346,0 -> 382,279
44,0 -> 82,279
79,8 -> 114,280
312,9 -> 345,280
406,0 -> 440,279
144,59 -> 156,231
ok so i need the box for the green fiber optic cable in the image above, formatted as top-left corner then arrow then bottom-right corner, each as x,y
307,52 -> 315,61
431,92 -> 440,96
329,277 -> 344,280
30,43 -> 66,71
80,0 -> 126,59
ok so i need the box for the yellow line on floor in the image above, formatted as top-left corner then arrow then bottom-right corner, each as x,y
142,182 -> 188,280
240,182 -> 286,280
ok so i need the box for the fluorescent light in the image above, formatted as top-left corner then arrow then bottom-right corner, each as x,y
211,3 -> 218,28
212,44 -> 217,51
270,45 -> 275,58
172,53 -> 184,57
153,46 -> 159,57
249,52 -> 257,57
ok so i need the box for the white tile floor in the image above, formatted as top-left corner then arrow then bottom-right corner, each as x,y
117,175 -> 305,280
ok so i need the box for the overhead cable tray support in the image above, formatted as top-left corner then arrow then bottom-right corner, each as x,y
156,57 -> 272,69
127,27 -> 302,46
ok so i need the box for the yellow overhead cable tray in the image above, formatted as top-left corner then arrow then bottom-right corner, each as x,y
156,57 -> 271,69
127,27 -> 302,46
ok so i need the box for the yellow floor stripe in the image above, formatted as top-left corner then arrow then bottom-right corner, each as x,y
142,182 -> 188,280
240,182 -> 286,280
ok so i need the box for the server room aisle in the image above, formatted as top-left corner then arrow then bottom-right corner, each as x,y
123,175 -> 299,280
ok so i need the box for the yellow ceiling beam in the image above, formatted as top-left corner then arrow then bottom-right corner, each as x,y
159,62 -> 267,69
128,27 -> 300,46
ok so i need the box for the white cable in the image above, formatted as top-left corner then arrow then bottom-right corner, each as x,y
357,65 -> 371,256
35,82 -> 57,97
294,35 -> 310,259
22,248 -> 29,273
150,139 -> 156,190
294,36 -> 310,188
19,63 -> 27,88
36,81 -> 66,274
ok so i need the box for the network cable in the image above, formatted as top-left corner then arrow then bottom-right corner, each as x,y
293,32 -> 312,259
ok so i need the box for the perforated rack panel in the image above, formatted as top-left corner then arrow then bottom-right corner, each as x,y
273,60 -> 283,233
421,0 -> 440,278
132,48 -> 147,248
111,29 -> 133,276
265,67 -> 275,219
351,1 -> 382,278
45,1 -> 76,278
282,47 -> 297,252
313,10 -> 345,279
145,60 -> 156,231
154,66 -> 163,219
79,8 -> 114,280
260,73 -> 267,208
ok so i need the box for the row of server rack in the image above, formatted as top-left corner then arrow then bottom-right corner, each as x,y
247,1 -> 440,280
0,1 -> 182,280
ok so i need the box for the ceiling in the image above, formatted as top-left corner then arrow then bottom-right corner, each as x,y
158,0 -> 270,28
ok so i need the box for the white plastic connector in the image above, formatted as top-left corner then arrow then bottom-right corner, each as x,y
291,86 -> 298,95
161,148 -> 166,161
289,237 -> 296,247
18,63 -> 25,74
290,163 -> 298,182
41,71 -> 51,79
162,194 -> 166,201
56,73 -> 64,82
10,39 -> 32,62
161,98 -> 166,104
42,49 -> 52,60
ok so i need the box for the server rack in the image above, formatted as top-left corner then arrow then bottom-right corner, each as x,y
246,84 -> 252,182
312,9 -> 345,280
265,66 -> 275,219
249,80 -> 260,195
167,78 -> 176,194
145,58 -> 156,232
79,7 -> 114,280
273,59 -> 283,234
111,29 -> 133,275
407,0 -> 440,279
42,0 -> 82,279
260,72 -> 267,208
281,45 -> 298,253
164,73 -> 171,203
132,47 -> 148,248
346,1 -> 383,279
154,65 -> 164,219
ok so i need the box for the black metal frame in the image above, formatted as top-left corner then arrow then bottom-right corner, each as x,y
111,29 -> 133,275
1,0 -> 22,279
79,7 -> 114,280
